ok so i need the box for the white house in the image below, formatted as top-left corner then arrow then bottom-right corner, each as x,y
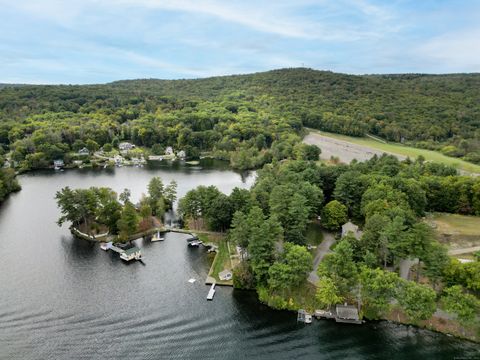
165,146 -> 174,156
177,150 -> 186,159
114,155 -> 124,166
119,142 -> 135,151
53,159 -> 64,169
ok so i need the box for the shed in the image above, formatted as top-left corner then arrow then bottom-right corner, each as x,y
218,269 -> 233,281
335,304 -> 362,324
341,221 -> 362,240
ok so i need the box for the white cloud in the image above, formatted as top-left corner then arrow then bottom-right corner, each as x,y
416,28 -> 480,71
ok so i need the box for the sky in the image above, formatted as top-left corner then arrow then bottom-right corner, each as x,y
0,0 -> 479,84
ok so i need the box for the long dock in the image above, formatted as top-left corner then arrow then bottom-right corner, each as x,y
207,283 -> 216,300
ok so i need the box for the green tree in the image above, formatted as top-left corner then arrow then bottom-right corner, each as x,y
359,266 -> 399,318
441,285 -> 480,323
315,276 -> 344,309
117,201 -> 139,241
321,200 -> 348,230
397,280 -> 437,321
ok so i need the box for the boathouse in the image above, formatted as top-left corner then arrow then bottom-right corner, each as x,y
335,304 -> 362,324
120,246 -> 142,261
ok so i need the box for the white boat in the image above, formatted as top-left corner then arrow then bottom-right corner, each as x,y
305,314 -> 313,324
100,242 -> 112,251
151,231 -> 164,242
207,284 -> 216,300
188,240 -> 203,247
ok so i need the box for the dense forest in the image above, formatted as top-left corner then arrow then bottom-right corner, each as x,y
1,68 -> 480,176
178,155 -> 480,336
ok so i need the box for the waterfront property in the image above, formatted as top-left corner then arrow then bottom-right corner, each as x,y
120,246 -> 142,261
335,305 -> 362,324
53,159 -> 64,170
297,309 -> 313,324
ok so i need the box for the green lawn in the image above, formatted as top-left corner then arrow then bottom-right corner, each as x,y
427,213 -> 480,236
308,129 -> 480,174
426,212 -> 480,250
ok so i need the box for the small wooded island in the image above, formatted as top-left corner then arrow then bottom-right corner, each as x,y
56,176 -> 177,243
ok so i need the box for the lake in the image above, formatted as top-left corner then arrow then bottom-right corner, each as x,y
0,161 -> 478,359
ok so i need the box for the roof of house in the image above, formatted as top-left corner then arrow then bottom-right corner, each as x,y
336,305 -> 359,320
342,221 -> 361,239
124,246 -> 141,255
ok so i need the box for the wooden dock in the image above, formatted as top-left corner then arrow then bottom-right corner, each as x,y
207,283 -> 216,300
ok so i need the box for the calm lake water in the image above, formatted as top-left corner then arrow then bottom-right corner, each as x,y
0,161 -> 478,359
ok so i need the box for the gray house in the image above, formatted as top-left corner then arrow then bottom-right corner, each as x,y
341,221 -> 362,240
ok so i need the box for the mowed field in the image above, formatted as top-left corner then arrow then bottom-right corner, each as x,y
425,213 -> 480,255
304,129 -> 480,174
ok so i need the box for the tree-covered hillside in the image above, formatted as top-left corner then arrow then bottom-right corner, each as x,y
1,68 -> 479,172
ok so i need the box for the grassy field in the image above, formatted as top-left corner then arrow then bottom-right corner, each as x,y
425,212 -> 480,250
307,129 -> 480,174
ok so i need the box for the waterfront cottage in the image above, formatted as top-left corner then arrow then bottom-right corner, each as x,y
120,247 -> 142,261
53,159 -> 64,169
165,146 -> 174,156
177,150 -> 186,159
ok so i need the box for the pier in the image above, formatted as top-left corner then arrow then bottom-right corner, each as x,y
207,283 -> 216,300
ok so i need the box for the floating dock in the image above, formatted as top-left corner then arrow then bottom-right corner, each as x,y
207,283 -> 216,300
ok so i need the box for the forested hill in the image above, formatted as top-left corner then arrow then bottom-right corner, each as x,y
1,68 -> 480,168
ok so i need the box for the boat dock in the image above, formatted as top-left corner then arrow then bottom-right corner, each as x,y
297,309 -> 312,324
207,283 -> 216,300
313,305 -> 363,325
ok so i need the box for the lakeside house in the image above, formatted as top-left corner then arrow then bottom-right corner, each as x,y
78,147 -> 89,155
165,146 -> 174,156
53,159 -> 64,169
3,160 -> 10,168
119,142 -> 135,151
114,155 -> 124,166
218,269 -> 233,281
120,246 -> 142,261
341,221 -> 362,239
335,304 -> 362,324
177,150 -> 186,159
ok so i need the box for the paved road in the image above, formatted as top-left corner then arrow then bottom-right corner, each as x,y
448,246 -> 480,256
308,231 -> 336,286
303,131 -> 405,164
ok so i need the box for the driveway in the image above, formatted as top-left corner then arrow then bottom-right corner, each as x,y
308,231 -> 336,285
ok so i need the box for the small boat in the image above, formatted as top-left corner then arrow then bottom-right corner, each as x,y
207,284 -> 216,300
305,314 -> 313,324
151,231 -> 164,242
100,242 -> 112,251
188,240 -> 203,247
